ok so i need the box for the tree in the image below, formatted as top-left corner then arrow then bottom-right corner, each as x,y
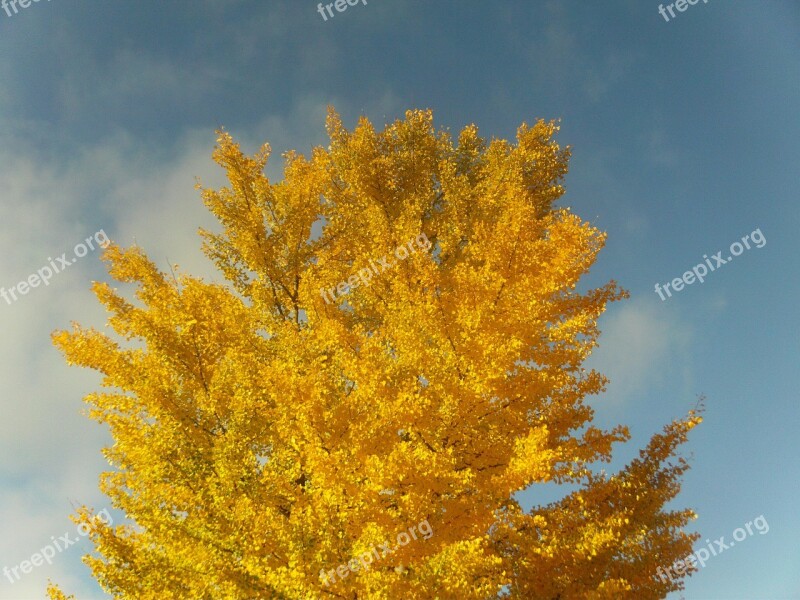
50,108 -> 701,599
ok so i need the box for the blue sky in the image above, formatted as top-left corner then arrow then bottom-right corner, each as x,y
0,1 -> 798,598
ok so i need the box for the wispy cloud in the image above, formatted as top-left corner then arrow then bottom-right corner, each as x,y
587,298 -> 692,405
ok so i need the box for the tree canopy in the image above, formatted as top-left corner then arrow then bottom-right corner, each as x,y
50,108 -> 701,599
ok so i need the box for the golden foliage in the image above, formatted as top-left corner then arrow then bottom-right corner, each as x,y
50,108 -> 700,599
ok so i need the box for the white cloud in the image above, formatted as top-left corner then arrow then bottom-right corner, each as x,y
586,297 -> 693,405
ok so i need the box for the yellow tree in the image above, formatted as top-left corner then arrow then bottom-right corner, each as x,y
50,108 -> 701,599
